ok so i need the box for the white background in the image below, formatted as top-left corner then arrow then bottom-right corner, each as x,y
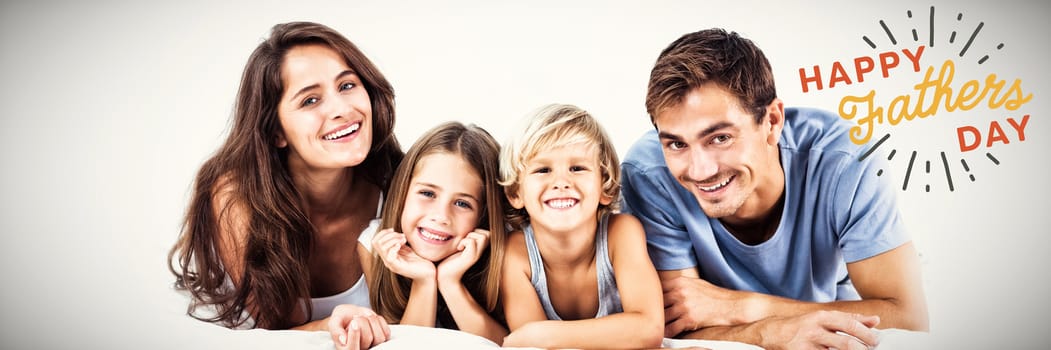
1,0 -> 1048,348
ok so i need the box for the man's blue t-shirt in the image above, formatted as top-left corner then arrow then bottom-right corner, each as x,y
621,107 -> 910,301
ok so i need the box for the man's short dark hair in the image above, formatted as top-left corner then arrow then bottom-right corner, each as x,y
645,28 -> 777,124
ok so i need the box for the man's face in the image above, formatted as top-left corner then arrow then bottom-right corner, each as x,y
653,83 -> 783,221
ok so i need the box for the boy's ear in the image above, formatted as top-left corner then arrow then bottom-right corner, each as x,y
505,186 -> 525,209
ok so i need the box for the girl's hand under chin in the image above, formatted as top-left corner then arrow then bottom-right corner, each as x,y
436,228 -> 491,283
373,228 -> 435,281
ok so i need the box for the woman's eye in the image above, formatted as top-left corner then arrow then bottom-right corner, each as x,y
301,97 -> 319,107
340,82 -> 356,91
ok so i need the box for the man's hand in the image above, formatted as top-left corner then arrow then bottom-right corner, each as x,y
663,275 -> 754,337
756,310 -> 880,350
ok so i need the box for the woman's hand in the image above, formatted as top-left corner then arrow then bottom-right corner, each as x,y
326,305 -> 390,350
372,228 -> 435,281
436,229 -> 490,285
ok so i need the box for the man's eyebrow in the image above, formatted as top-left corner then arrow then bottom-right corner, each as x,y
697,122 -> 734,138
657,131 -> 684,141
657,122 -> 734,141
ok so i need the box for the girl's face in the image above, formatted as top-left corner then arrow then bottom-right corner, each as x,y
509,142 -> 611,234
401,152 -> 484,262
276,44 -> 373,171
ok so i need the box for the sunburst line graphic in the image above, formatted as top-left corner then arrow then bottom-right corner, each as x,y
858,133 -> 891,161
958,22 -> 984,58
940,152 -> 955,191
986,152 -> 1000,165
861,139 -> 1001,192
850,7 -> 1014,193
903,151 -> 917,191
961,159 -> 976,182
861,6 -> 1002,64
925,160 -> 932,192
929,7 -> 935,47
880,20 -> 897,45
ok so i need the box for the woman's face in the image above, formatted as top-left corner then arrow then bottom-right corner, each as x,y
400,152 -> 484,262
275,44 -> 373,171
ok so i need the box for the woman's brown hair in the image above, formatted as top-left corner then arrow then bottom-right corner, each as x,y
168,21 -> 402,329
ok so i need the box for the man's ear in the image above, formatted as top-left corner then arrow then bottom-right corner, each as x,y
764,98 -> 785,146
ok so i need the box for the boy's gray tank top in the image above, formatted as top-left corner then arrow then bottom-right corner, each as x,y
524,213 -> 623,320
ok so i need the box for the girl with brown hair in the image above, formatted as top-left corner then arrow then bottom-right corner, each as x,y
359,121 -> 509,344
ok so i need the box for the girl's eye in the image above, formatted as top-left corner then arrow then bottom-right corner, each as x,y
301,97 -> 319,107
339,82 -> 356,91
454,199 -> 474,210
532,167 -> 551,174
417,190 -> 436,198
570,165 -> 587,172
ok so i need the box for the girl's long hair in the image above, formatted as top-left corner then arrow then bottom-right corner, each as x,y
168,21 -> 402,329
369,122 -> 507,326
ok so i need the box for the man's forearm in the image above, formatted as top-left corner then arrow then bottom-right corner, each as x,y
681,322 -> 764,345
745,292 -> 928,330
683,311 -> 883,350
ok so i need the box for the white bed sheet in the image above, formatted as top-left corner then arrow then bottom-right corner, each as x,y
165,287 -> 929,349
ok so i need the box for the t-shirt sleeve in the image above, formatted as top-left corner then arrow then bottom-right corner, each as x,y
357,219 -> 381,253
621,161 -> 698,271
831,154 -> 911,263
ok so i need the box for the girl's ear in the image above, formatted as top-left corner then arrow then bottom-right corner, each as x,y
599,193 -> 613,206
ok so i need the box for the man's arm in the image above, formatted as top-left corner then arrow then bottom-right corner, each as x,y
662,242 -> 928,348
662,268 -> 880,350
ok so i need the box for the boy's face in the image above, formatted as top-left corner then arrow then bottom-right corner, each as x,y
653,82 -> 783,221
508,142 -> 611,234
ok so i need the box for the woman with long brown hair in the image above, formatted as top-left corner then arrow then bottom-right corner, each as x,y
168,21 -> 402,349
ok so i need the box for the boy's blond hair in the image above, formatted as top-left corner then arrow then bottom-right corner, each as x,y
499,104 -> 621,230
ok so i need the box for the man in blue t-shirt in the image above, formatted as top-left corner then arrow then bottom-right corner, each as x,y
621,28 -> 929,349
